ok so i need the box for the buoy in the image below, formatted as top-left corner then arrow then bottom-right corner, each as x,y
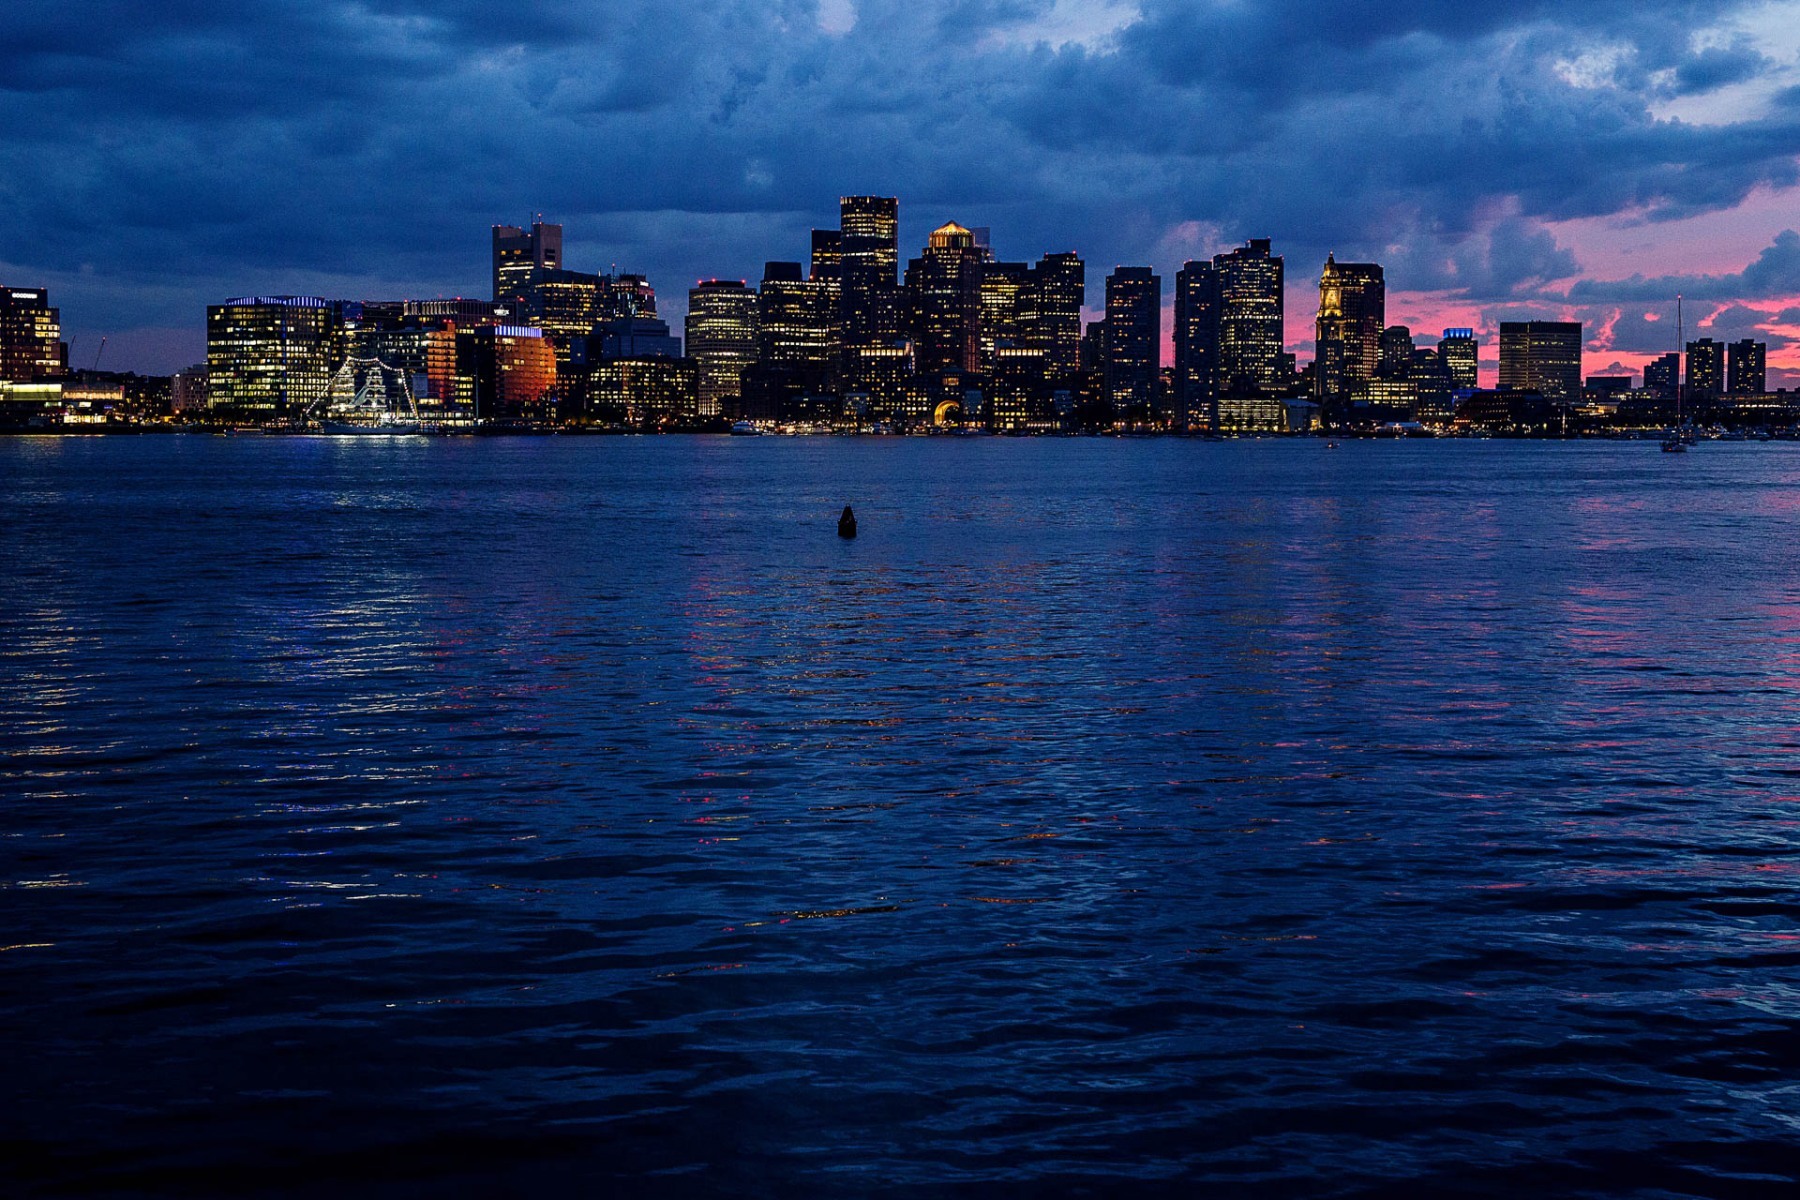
838,505 -> 857,538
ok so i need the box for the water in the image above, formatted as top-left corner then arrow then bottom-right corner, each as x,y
3,435 -> 1799,1198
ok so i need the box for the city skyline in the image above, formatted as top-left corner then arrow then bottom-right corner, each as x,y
3,2 -> 1799,384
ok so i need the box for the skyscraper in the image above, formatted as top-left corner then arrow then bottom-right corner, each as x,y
905,222 -> 986,375
1314,256 -> 1384,406
1027,252 -> 1085,374
493,221 -> 563,312
1438,329 -> 1479,390
1173,261 -> 1221,428
0,285 -> 67,382
1686,338 -> 1725,398
1729,339 -> 1767,394
839,196 -> 899,348
1103,267 -> 1161,414
1215,239 -> 1285,393
1498,321 -> 1582,404
686,280 -> 760,415
1378,325 -> 1415,376
979,260 -> 1031,367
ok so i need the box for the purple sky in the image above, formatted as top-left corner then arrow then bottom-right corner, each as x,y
3,0 -> 1799,384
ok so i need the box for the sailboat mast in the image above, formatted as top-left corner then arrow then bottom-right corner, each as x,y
1676,294 -> 1684,427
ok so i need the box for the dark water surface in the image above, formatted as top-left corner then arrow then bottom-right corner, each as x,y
4,436 -> 1800,1198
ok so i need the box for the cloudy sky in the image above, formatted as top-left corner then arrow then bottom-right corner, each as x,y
4,0 -> 1800,384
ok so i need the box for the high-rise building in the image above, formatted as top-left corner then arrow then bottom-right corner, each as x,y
493,221 -> 563,312
811,229 -> 843,285
1173,261 -> 1222,429
840,196 -> 900,350
756,261 -> 836,383
1378,325 -> 1415,376
1100,267 -> 1160,415
1686,338 -> 1725,398
979,260 -> 1031,367
1644,352 -> 1679,399
206,296 -> 342,415
1027,252 -> 1084,374
905,222 -> 986,375
686,280 -> 760,415
1498,321 -> 1582,404
1215,239 -> 1285,393
0,285 -> 68,382
1314,256 -> 1384,405
1729,339 -> 1767,394
1438,329 -> 1479,390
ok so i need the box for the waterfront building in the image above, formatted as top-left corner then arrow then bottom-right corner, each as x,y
1104,267 -> 1161,415
586,356 -> 698,425
1,285 -> 69,382
1215,239 -> 1285,394
1728,339 -> 1765,395
905,222 -> 986,375
988,346 -> 1054,431
1497,321 -> 1582,405
685,280 -> 760,415
1686,338 -> 1725,398
453,324 -> 558,422
843,342 -> 914,422
205,296 -> 341,415
1314,257 -> 1385,406
170,365 -> 208,414
1438,329 -> 1479,390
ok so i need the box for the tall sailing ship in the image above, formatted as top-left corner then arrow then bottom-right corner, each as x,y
308,357 -> 421,434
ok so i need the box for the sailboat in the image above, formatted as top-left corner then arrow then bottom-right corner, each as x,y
1662,295 -> 1691,452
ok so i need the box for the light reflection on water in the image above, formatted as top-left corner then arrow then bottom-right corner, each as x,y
3,436 -> 1800,1197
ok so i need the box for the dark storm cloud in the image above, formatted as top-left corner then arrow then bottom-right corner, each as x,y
2,0 -> 1798,371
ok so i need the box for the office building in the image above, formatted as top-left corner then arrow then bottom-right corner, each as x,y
457,325 -> 557,422
493,221 -> 563,312
1498,321 -> 1582,404
206,296 -> 341,415
1104,267 -> 1161,414
0,285 -> 68,382
979,260 -> 1031,367
586,356 -> 698,425
1438,329 -> 1479,390
1173,261 -> 1221,429
840,196 -> 900,350
1728,339 -> 1767,394
1027,252 -> 1085,374
1686,338 -> 1724,398
1314,257 -> 1384,405
905,222 -> 986,375
1643,352 -> 1679,399
754,260 -> 836,396
1378,325 -> 1414,376
686,280 -> 760,415
1215,239 -> 1285,393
